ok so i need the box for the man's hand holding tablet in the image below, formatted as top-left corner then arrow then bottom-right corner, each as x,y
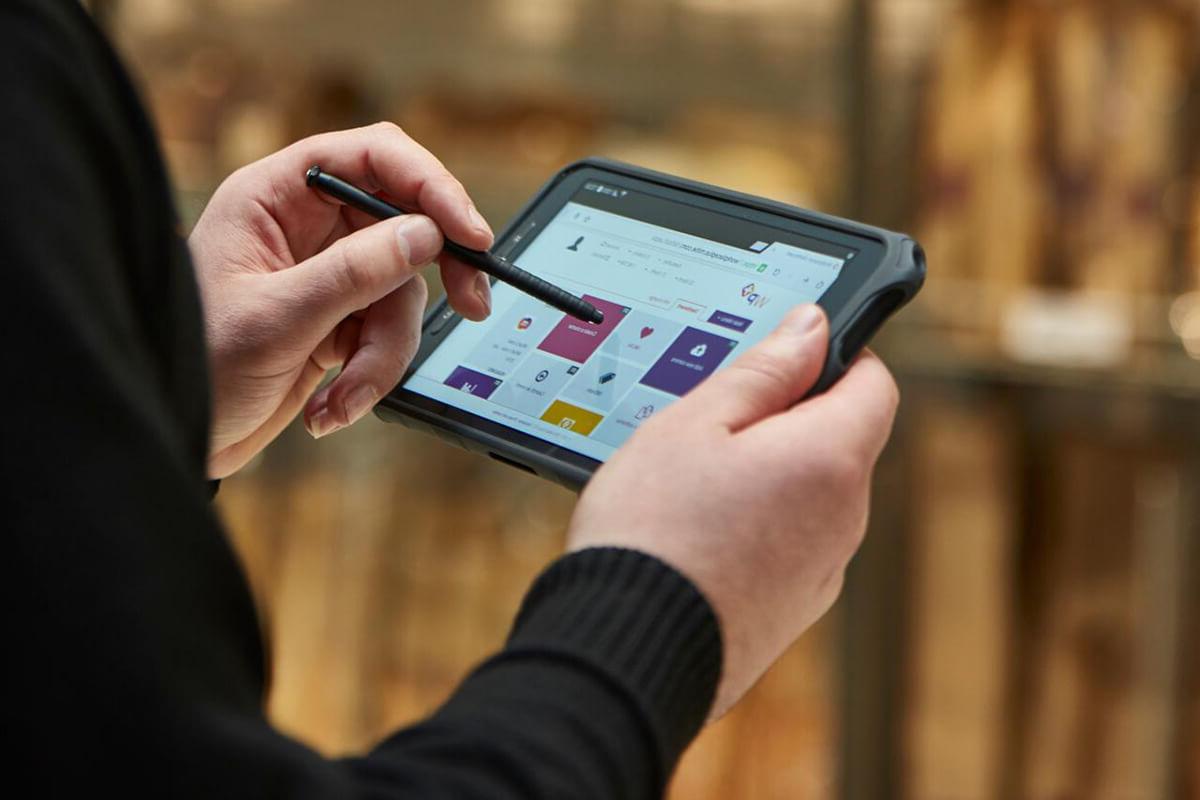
569,304 -> 899,718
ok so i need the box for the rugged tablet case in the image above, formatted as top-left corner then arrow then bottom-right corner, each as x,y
376,157 -> 926,490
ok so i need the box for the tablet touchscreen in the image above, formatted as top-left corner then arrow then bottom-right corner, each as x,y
400,177 -> 859,462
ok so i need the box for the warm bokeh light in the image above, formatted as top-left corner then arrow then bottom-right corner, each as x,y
99,1 -> 1200,798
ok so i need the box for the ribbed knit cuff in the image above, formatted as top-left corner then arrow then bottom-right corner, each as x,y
504,547 -> 723,782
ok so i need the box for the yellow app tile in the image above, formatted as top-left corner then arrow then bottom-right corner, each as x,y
540,400 -> 603,436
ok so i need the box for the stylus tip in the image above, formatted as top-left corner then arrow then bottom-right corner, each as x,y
306,165 -> 322,186
589,308 -> 605,324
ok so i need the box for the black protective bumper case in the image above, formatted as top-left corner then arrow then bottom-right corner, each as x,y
377,157 -> 926,490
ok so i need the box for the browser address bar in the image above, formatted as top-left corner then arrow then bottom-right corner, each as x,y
648,234 -> 747,267
561,204 -> 765,272
558,203 -> 844,293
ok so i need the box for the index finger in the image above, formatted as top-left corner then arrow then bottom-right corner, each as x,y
263,122 -> 494,252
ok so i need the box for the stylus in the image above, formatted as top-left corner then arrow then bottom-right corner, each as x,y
305,167 -> 604,324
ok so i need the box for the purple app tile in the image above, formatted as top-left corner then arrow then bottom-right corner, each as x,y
536,295 -> 631,363
640,327 -> 738,396
443,365 -> 502,399
708,309 -> 753,332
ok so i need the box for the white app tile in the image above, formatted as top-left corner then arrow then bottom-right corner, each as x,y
490,352 -> 577,417
558,349 -> 641,413
464,295 -> 560,378
599,310 -> 683,367
591,385 -> 674,448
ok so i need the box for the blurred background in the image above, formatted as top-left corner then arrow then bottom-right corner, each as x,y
93,0 -> 1197,796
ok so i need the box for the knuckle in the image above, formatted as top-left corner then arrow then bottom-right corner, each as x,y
819,568 -> 846,601
881,369 -> 901,413
821,448 -> 869,492
396,323 -> 421,355
859,357 -> 900,416
408,272 -> 430,303
335,239 -> 377,298
223,162 -> 257,189
295,129 -> 344,161
731,349 -> 794,399
371,120 -> 406,137
823,569 -> 849,611
394,297 -> 428,363
823,508 -> 869,567
393,333 -> 422,373
847,504 -> 871,547
373,335 -> 421,385
426,167 -> 463,198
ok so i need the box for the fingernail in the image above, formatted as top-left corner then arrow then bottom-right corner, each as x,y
474,272 -> 492,316
344,384 -> 379,424
307,406 -> 341,439
468,204 -> 492,238
395,215 -> 442,266
784,304 -> 824,336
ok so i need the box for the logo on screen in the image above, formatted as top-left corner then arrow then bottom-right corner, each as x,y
741,283 -> 770,309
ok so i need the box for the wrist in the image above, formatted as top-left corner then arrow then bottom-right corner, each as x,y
507,547 -> 722,780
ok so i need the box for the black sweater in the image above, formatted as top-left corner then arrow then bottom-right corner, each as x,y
3,2 -> 721,796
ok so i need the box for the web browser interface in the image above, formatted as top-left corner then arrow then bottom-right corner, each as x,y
404,180 -> 853,462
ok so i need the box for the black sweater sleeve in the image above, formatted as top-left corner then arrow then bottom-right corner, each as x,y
347,550 -> 721,798
3,3 -> 721,798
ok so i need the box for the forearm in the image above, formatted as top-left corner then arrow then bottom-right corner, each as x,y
353,547 -> 722,798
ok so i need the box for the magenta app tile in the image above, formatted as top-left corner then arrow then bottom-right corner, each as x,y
443,365 -> 502,399
639,327 -> 738,396
536,295 -> 631,363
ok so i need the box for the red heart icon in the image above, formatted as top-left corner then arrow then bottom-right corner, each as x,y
640,326 -> 654,339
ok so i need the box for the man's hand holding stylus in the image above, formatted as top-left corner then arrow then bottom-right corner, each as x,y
190,123 -> 494,478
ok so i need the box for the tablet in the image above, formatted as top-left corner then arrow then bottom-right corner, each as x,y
377,158 -> 925,488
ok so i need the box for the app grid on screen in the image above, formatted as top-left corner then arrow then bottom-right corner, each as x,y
405,193 -> 844,462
